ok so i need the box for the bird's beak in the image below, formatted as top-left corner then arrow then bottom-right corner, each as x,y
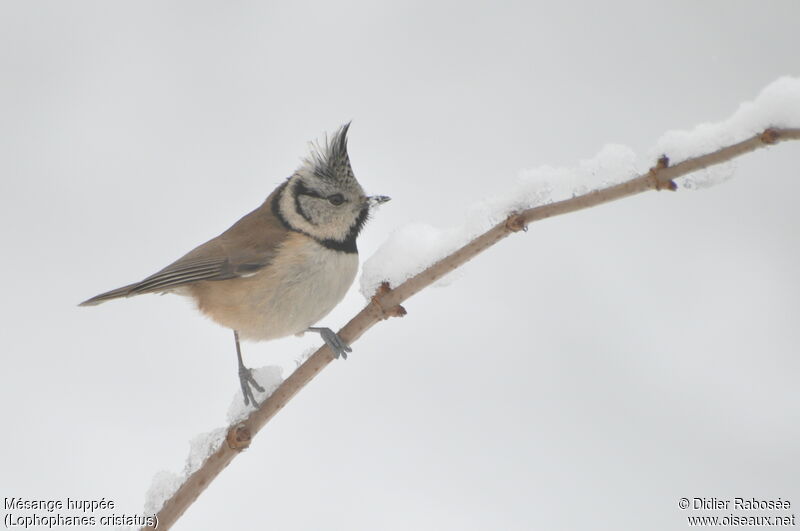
367,195 -> 391,207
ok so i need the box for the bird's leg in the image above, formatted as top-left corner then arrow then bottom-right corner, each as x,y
307,327 -> 352,360
234,330 -> 265,407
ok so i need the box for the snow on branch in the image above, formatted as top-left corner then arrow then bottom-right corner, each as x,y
141,77 -> 800,530
360,77 -> 800,297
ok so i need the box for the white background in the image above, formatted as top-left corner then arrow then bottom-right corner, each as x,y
1,1 -> 798,530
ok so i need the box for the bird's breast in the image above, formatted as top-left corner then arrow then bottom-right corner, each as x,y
188,232 -> 358,341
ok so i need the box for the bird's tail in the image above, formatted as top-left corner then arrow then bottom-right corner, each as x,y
79,283 -> 140,306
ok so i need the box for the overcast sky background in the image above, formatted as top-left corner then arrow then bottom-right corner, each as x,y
2,1 -> 799,530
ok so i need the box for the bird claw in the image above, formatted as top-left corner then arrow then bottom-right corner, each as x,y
308,327 -> 352,359
239,365 -> 265,407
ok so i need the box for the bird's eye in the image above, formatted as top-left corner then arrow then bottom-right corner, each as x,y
327,193 -> 345,206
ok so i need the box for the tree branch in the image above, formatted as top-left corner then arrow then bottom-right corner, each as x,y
143,127 -> 800,530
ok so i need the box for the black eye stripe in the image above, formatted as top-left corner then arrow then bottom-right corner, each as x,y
294,181 -> 347,206
294,181 -> 323,199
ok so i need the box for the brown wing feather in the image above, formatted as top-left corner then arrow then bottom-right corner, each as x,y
79,185 -> 289,306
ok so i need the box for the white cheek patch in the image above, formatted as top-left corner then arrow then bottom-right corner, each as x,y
279,176 -> 359,243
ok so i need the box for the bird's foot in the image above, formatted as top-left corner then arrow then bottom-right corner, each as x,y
238,365 -> 265,407
307,327 -> 352,360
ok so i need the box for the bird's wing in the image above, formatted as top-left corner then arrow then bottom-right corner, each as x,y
80,187 -> 290,306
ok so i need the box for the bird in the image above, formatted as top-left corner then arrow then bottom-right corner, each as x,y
80,123 -> 389,406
